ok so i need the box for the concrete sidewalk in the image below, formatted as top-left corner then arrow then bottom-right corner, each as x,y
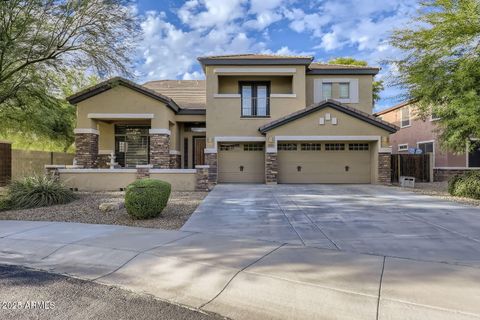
0,220 -> 479,320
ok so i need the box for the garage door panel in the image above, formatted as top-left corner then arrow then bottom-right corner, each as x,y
218,143 -> 265,183
278,143 -> 371,184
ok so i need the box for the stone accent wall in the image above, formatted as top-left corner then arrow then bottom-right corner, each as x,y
169,154 -> 181,169
205,152 -> 218,188
378,153 -> 391,184
136,165 -> 152,179
195,166 -> 210,191
0,142 -> 12,186
434,168 -> 480,182
150,134 -> 170,168
97,154 -> 110,169
265,153 -> 278,184
44,165 -> 65,182
75,133 -> 98,168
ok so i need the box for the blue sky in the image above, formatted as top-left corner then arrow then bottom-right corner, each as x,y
133,0 -> 419,111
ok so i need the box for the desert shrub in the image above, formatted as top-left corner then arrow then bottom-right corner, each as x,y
0,197 -> 11,211
447,174 -> 461,195
125,179 -> 171,219
7,175 -> 76,209
448,171 -> 480,199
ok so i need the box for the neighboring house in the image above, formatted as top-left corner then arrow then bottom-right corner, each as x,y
375,100 -> 480,181
67,54 -> 397,186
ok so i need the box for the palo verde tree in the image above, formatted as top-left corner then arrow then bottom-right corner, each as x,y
328,57 -> 384,104
0,0 -> 139,148
390,0 -> 480,153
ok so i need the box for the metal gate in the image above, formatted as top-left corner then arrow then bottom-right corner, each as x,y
391,154 -> 431,183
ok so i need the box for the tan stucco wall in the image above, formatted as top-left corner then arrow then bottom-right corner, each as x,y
60,172 -> 137,191
218,75 -> 293,94
76,85 -> 176,129
266,107 -> 391,138
75,85 -> 179,151
205,65 -> 307,143
150,172 -> 196,191
59,171 -> 196,191
306,75 -> 374,114
98,122 -> 115,151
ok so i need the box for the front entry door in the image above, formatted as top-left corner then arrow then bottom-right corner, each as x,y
194,137 -> 206,166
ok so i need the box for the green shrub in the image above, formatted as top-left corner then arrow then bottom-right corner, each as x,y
125,179 -> 171,219
447,174 -> 461,195
448,171 -> 480,199
0,197 -> 11,211
7,175 -> 76,209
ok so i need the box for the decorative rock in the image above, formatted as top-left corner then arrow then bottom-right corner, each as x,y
99,202 -> 124,212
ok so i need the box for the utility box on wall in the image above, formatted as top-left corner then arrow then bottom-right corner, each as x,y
0,141 -> 12,187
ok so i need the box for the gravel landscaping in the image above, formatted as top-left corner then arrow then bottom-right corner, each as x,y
0,191 -> 207,229
396,181 -> 480,207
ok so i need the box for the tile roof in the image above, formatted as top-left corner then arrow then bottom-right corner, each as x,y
259,99 -> 398,133
143,80 -> 206,110
374,100 -> 415,116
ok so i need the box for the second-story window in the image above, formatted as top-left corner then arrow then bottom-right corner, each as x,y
240,82 -> 270,117
339,82 -> 350,99
322,82 -> 332,99
401,106 -> 411,127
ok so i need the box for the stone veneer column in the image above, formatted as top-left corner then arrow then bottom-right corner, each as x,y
205,152 -> 218,188
74,130 -> 99,168
378,153 -> 392,184
195,165 -> 210,191
136,165 -> 152,179
265,153 -> 278,184
150,131 -> 170,169
169,151 -> 181,169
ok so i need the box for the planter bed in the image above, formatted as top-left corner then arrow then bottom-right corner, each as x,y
0,191 -> 207,229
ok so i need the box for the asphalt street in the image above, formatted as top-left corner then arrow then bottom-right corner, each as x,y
0,264 -> 225,320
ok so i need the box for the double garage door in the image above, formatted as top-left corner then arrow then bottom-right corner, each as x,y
218,142 -> 371,184
278,142 -> 371,183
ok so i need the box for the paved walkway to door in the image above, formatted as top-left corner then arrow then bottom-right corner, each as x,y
182,184 -> 480,266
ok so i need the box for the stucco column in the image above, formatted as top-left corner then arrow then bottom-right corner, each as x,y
378,153 -> 391,184
74,129 -> 99,168
205,151 -> 217,188
265,152 -> 278,184
149,129 -> 171,168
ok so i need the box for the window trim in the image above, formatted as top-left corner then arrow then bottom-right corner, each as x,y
239,81 -> 271,118
398,143 -> 408,152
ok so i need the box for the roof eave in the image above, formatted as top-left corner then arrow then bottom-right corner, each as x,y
67,77 -> 180,113
259,101 -> 398,134
307,69 -> 380,75
197,57 -> 314,66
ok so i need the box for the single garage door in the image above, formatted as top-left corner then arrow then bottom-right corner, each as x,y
278,142 -> 371,183
218,143 -> 265,183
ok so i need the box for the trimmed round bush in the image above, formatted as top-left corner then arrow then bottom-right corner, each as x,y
7,175 -> 76,209
448,171 -> 480,199
125,179 -> 171,219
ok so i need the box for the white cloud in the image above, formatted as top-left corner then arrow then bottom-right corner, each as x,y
134,0 -> 418,108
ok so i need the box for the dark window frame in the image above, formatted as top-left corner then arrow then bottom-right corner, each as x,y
239,81 -> 271,118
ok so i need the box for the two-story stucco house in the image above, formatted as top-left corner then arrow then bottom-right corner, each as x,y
67,54 -> 397,187
375,100 -> 480,181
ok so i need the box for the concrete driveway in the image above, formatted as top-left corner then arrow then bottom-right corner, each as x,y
182,184 -> 480,266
